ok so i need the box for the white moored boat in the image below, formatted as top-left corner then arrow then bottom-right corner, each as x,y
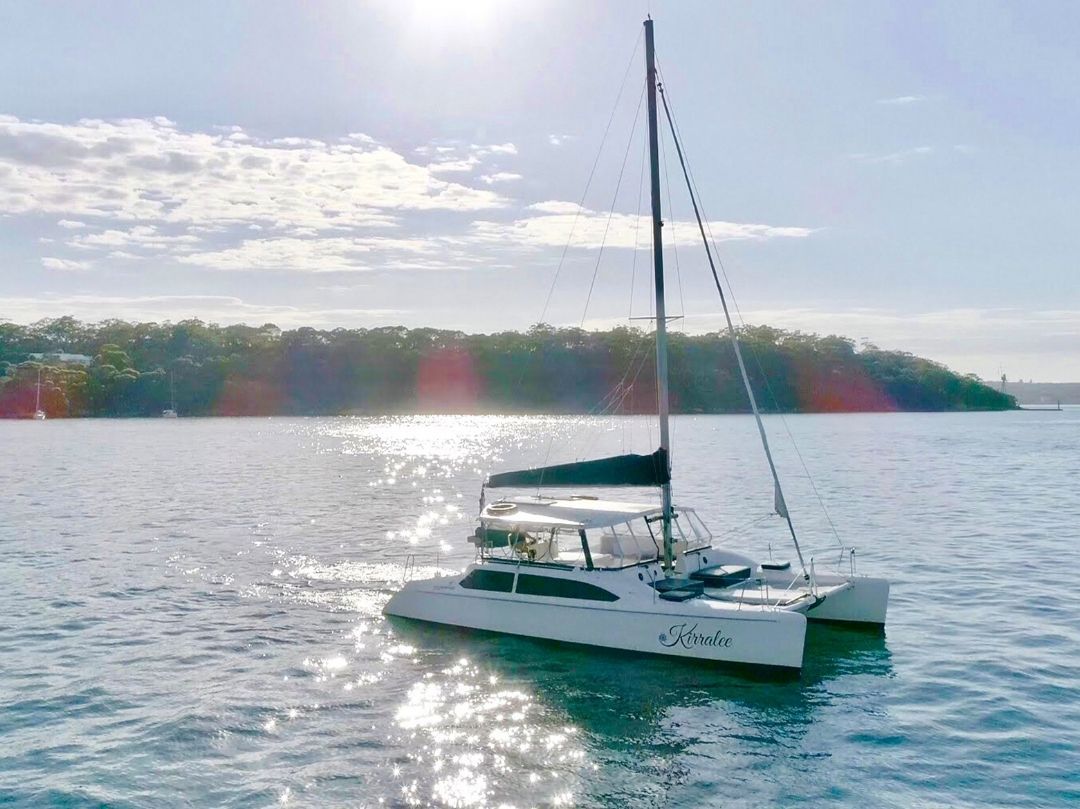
33,365 -> 47,420
162,371 -> 179,418
385,17 -> 889,672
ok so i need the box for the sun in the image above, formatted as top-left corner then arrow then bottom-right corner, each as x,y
359,0 -> 534,57
404,0 -> 502,37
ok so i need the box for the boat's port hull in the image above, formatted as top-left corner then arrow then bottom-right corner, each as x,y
384,577 -> 808,670
805,575 -> 889,625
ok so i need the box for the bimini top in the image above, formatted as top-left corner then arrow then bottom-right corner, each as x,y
482,496 -> 662,531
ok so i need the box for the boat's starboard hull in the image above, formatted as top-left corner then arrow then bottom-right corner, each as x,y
805,576 -> 889,626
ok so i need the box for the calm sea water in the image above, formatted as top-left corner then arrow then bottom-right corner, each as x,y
2,412 -> 1078,808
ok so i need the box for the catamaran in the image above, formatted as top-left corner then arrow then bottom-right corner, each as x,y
384,17 -> 889,671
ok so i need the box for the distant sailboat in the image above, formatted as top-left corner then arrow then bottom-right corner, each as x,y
33,366 -> 46,420
162,372 -> 178,418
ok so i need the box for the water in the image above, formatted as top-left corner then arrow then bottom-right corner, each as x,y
1,412 -> 1078,808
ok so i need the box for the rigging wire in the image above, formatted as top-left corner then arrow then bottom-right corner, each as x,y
658,109 -> 687,321
534,29 -> 643,331
579,80 -> 647,327
518,30 -> 642,494
545,78 -> 649,467
658,98 -> 689,464
628,120 -> 648,323
576,326 -> 654,460
656,69 -> 810,579
656,59 -> 844,548
709,512 -> 779,542
625,135 -> 650,453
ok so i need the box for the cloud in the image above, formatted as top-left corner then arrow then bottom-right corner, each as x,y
0,293 -> 407,328
69,224 -> 200,252
481,142 -> 517,155
428,157 -> 481,174
0,116 -> 522,276
41,257 -> 92,271
472,204 -> 814,249
4,118 -> 815,287
548,134 -> 575,147
177,236 -> 451,272
0,116 -> 506,234
876,95 -> 925,105
480,172 -> 523,185
414,144 -> 457,157
528,200 -> 582,215
422,141 -> 519,175
850,146 -> 933,165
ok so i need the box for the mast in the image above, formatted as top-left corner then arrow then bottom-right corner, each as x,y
644,17 -> 674,574
35,366 -> 42,411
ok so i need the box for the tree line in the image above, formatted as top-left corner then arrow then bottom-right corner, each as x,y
0,316 -> 1016,418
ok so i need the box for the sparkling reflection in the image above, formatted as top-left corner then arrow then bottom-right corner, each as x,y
253,417 -> 897,806
390,656 -> 587,808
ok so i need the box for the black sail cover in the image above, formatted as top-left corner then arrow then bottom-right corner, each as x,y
486,449 -> 670,489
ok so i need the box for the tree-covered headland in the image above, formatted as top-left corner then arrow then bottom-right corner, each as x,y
0,317 -> 1015,417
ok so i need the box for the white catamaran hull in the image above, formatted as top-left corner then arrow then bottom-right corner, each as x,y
385,573 -> 808,670
806,575 -> 889,625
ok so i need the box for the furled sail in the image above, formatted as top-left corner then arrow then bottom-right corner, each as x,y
486,449 -> 670,489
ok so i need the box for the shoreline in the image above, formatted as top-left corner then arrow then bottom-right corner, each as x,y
2,406 -> 1027,420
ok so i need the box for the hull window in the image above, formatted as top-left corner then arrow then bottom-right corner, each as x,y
516,574 -> 619,602
460,569 -> 515,592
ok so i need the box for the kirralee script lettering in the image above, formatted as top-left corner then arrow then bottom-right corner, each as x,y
658,623 -> 734,650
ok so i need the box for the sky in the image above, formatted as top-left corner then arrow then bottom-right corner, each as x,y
1,0 -> 1077,381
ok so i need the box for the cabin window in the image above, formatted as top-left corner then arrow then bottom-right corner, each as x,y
515,574 -> 619,602
459,569 -> 515,593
